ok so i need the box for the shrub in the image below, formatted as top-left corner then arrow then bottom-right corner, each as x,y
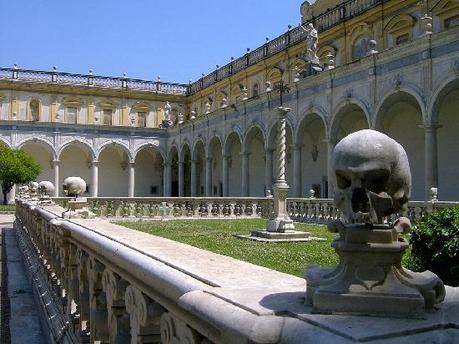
406,206 -> 459,286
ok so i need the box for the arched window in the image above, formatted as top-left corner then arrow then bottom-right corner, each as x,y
137,112 -> 147,127
66,107 -> 77,124
29,99 -> 40,121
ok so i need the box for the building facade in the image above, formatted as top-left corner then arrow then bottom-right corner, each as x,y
1,0 -> 459,201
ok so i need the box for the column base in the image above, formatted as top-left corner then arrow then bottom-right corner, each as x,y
266,217 -> 295,232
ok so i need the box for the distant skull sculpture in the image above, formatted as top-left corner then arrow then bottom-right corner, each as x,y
38,181 -> 55,197
63,177 -> 86,198
332,129 -> 411,224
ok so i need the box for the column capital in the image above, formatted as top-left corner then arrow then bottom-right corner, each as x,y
91,160 -> 99,166
420,123 -> 443,131
52,159 -> 60,166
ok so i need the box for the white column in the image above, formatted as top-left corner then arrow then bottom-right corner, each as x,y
292,145 -> 302,197
53,160 -> 60,197
178,160 -> 184,197
222,155 -> 229,197
425,125 -> 440,200
128,162 -> 135,197
265,149 -> 274,195
190,160 -> 197,197
91,160 -> 99,197
241,152 -> 250,196
205,157 -> 212,197
6,187 -> 16,204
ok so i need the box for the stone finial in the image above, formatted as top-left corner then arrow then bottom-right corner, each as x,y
309,189 -> 315,199
265,81 -> 273,93
221,97 -> 228,108
190,110 -> 196,120
293,66 -> 301,83
430,187 -> 438,203
241,86 -> 249,101
38,181 -> 55,205
421,13 -> 433,36
324,52 -> 335,70
204,101 -> 211,114
306,129 -> 445,317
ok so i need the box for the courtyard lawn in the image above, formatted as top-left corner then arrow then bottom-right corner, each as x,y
0,204 -> 15,213
118,219 -> 338,277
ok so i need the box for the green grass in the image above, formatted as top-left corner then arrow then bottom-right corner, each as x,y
118,219 -> 338,277
0,204 -> 15,213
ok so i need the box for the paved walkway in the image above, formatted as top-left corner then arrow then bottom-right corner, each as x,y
0,215 -> 46,344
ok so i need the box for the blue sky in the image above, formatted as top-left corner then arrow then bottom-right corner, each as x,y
0,0 -> 304,83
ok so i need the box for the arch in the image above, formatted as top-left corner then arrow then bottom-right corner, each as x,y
20,139 -> 55,186
329,98 -> 371,143
429,76 -> 459,200
243,124 -> 266,153
267,67 -> 283,84
224,131 -> 243,156
295,106 -> 328,145
135,144 -> 164,197
179,141 -> 191,162
58,139 -> 96,161
134,142 -> 165,162
384,14 -> 414,47
266,118 -> 294,150
17,138 -> 57,160
97,141 -> 132,162
0,137 -> 11,149
348,22 -> 372,60
192,138 -> 206,160
429,75 -> 459,124
374,89 -> 425,200
374,89 -> 427,129
207,134 -> 223,157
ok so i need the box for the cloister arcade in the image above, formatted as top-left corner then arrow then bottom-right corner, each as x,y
7,76 -> 459,202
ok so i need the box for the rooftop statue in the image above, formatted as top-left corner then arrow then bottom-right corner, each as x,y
300,23 -> 320,66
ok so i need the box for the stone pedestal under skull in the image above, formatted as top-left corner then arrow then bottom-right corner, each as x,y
305,130 -> 445,317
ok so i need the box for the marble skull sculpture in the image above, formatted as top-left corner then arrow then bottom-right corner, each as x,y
332,129 -> 411,224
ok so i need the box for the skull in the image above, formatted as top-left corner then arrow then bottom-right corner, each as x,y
332,129 -> 411,224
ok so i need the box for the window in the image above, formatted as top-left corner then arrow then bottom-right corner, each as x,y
67,107 -> 77,124
352,36 -> 369,60
395,33 -> 410,45
445,15 -> 459,29
252,83 -> 259,97
138,112 -> 147,128
103,109 -> 112,125
30,100 -> 39,121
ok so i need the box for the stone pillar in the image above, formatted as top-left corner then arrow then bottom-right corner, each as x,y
424,125 -> 440,200
267,107 -> 295,232
292,145 -> 302,197
178,160 -> 184,197
6,187 -> 16,204
128,162 -> 135,197
163,162 -> 171,197
190,160 -> 197,197
326,139 -> 334,198
241,152 -> 250,196
265,149 -> 274,195
222,155 -> 229,197
53,160 -> 60,197
91,160 -> 99,197
205,157 -> 212,197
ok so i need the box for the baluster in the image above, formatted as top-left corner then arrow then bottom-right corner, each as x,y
88,258 -> 109,343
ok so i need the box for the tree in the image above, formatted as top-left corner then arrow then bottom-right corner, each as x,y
0,145 -> 41,204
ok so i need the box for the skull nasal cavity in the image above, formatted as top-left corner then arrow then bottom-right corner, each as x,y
352,188 -> 369,213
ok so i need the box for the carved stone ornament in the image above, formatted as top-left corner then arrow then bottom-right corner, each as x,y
305,129 -> 445,317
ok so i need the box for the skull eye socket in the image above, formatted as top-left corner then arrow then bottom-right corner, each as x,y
336,171 -> 351,189
363,169 -> 390,194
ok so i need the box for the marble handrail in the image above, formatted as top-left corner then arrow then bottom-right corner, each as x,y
51,197 -> 458,224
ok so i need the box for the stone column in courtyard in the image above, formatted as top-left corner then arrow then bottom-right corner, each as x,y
267,107 -> 295,232
205,157 -> 212,197
52,160 -> 60,197
424,124 -> 440,200
91,160 -> 99,197
326,138 -> 334,198
163,162 -> 171,197
222,155 -> 229,197
178,160 -> 184,197
241,152 -> 250,196
128,162 -> 135,197
265,149 -> 274,196
190,159 -> 197,197
292,144 -> 302,197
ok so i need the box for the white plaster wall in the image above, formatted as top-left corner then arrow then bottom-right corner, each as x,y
301,125 -> 328,198
228,141 -> 242,197
382,102 -> 425,200
60,146 -> 92,196
21,144 -> 53,183
135,149 -> 163,196
99,146 -> 129,196
438,89 -> 459,201
248,138 -> 265,197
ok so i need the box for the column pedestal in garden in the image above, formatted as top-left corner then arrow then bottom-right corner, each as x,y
238,107 -> 323,243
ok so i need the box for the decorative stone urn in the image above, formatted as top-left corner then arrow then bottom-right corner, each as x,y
62,177 -> 94,219
29,181 -> 39,202
305,130 -> 445,317
38,181 -> 55,205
